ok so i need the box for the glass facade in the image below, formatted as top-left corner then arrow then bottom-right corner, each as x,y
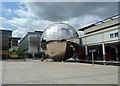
19,32 -> 43,54
0,30 -> 12,51
0,30 -> 12,36
19,36 -> 29,52
0,30 -> 12,59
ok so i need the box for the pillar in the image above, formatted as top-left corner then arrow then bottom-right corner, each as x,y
115,48 -> 119,61
33,53 -> 35,59
102,43 -> 106,65
85,45 -> 88,61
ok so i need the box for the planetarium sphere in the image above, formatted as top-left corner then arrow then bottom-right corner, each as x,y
42,23 -> 78,41
41,23 -> 79,61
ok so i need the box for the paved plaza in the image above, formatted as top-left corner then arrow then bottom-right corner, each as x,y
1,60 -> 119,84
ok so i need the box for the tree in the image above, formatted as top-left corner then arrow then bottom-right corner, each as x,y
6,51 -> 14,55
6,49 -> 24,58
15,49 -> 24,56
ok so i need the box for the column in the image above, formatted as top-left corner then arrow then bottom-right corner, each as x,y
85,45 -> 88,61
33,53 -> 35,59
115,48 -> 119,61
37,34 -> 40,54
102,43 -> 106,65
98,48 -> 100,60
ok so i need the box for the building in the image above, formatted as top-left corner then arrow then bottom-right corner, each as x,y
8,37 -> 21,59
78,14 -> 120,62
0,29 -> 21,59
9,37 -> 21,51
0,29 -> 12,59
19,31 -> 43,58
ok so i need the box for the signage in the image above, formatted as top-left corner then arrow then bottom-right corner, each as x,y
89,49 -> 96,52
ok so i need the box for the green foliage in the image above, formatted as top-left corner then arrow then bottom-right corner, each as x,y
7,49 -> 24,56
14,49 -> 24,55
6,51 -> 14,55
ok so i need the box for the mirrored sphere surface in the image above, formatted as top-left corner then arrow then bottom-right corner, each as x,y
41,23 -> 79,61
42,23 -> 78,41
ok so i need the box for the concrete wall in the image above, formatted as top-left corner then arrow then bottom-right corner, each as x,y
82,28 -> 119,45
80,16 -> 120,46
85,18 -> 119,34
104,29 -> 119,42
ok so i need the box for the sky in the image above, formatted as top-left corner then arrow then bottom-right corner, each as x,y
1,2 -> 118,38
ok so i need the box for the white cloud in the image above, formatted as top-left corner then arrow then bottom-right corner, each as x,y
0,17 -> 8,29
5,2 -> 36,18
63,15 -> 101,36
14,8 -> 35,18
10,15 -> 100,37
7,9 -> 12,13
1,14 -> 101,37
8,18 -> 53,37
63,15 -> 101,29
1,15 -> 53,37
2,2 -> 103,38
0,17 -> 7,22
0,27 -> 6,30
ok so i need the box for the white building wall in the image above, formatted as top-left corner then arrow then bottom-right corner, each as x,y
104,29 -> 119,42
85,18 -> 119,34
86,34 -> 102,44
68,38 -> 80,44
81,16 -> 120,46
82,28 -> 119,45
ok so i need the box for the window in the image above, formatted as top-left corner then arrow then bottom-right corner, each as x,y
62,28 -> 71,36
65,29 -> 70,36
2,46 -> 8,50
114,32 -> 119,37
12,41 -> 18,46
0,31 -> 12,36
110,32 -> 119,38
79,39 -> 82,44
110,33 -> 114,38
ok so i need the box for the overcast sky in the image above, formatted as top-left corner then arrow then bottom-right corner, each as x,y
1,2 -> 118,37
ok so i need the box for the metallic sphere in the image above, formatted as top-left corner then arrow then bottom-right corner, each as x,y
41,23 -> 79,61
42,23 -> 78,41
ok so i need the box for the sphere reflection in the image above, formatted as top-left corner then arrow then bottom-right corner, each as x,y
41,23 -> 79,61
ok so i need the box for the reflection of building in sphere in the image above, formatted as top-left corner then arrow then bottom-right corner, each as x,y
42,23 -> 78,41
41,23 -> 80,61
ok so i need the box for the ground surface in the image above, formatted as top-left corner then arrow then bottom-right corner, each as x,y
1,60 -> 119,84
